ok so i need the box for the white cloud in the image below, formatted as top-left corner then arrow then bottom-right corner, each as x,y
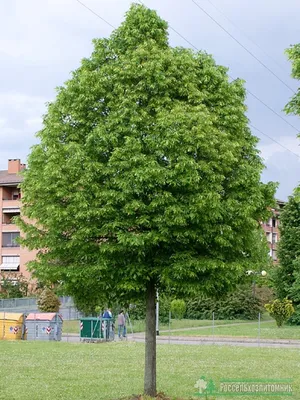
0,118 -> 6,128
0,0 -> 299,198
258,136 -> 300,162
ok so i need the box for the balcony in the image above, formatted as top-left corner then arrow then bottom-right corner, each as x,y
2,199 -> 21,210
0,247 -> 20,255
2,208 -> 20,226
2,224 -> 19,232
2,243 -> 20,248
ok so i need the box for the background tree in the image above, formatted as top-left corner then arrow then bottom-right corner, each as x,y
170,299 -> 186,320
37,288 -> 61,313
273,196 -> 300,323
284,44 -> 300,117
265,298 -> 294,328
18,4 -> 275,396
271,45 -> 300,324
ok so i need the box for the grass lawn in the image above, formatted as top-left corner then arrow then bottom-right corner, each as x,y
0,340 -> 298,400
160,321 -> 300,340
63,319 -> 264,335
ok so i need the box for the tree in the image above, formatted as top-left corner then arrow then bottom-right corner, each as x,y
170,299 -> 186,320
18,4 -> 275,396
272,45 -> 300,323
265,298 -> 294,327
0,273 -> 29,299
273,196 -> 300,321
37,288 -> 61,312
284,44 -> 300,117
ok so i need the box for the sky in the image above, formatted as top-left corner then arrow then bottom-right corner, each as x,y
0,0 -> 299,200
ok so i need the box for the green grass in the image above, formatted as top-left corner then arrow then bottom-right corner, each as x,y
63,319 -> 263,335
160,321 -> 300,340
132,318 -> 259,333
0,340 -> 298,399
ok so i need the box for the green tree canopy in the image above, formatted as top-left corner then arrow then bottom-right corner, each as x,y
285,44 -> 300,116
272,44 -> 300,324
18,4 -> 275,395
274,197 -> 300,308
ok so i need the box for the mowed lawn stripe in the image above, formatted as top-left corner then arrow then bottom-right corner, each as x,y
0,341 -> 299,399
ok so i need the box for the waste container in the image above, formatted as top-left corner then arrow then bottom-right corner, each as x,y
80,317 -> 114,341
25,313 -> 63,341
0,312 -> 25,340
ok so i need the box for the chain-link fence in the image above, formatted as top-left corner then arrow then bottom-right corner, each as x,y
0,296 -> 83,321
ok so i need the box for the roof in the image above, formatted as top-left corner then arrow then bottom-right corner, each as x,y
0,170 -> 23,185
0,312 -> 24,321
26,313 -> 63,321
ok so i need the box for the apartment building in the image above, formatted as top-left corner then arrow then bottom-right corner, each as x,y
0,159 -> 35,281
261,200 -> 285,262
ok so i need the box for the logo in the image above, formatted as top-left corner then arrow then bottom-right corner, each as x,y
194,376 -> 293,397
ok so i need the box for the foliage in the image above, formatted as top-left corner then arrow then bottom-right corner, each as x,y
273,47 -> 300,325
265,298 -> 295,327
0,273 -> 29,298
170,299 -> 186,320
287,305 -> 300,325
17,3 -> 275,396
272,196 -> 300,324
128,296 -> 171,324
185,286 -> 263,320
37,287 -> 61,312
254,286 -> 274,307
18,2 -> 275,307
284,44 -> 300,117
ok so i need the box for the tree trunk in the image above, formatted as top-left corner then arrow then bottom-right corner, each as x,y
144,278 -> 156,396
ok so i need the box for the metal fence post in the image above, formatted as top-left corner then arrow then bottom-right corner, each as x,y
212,312 -> 215,344
2,311 -> 5,340
258,312 -> 261,347
168,311 -> 171,345
34,312 -> 36,341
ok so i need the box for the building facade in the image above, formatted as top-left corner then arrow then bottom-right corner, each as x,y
0,159 -> 35,282
261,200 -> 285,263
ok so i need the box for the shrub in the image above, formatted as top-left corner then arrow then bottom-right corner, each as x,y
0,273 -> 29,298
287,305 -> 300,325
128,296 -> 171,323
37,288 -> 61,312
170,299 -> 186,320
265,298 -> 295,327
185,286 -> 263,320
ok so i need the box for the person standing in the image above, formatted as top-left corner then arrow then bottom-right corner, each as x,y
102,308 -> 113,340
118,310 -> 126,339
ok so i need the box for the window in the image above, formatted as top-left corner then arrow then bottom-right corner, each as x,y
2,232 -> 20,247
272,218 -> 276,228
1,256 -> 20,271
266,232 -> 272,243
12,190 -> 21,200
272,233 -> 277,243
2,256 -> 20,264
267,218 -> 272,227
272,250 -> 277,261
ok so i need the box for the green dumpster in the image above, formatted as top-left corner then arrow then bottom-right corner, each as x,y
80,317 -> 114,341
